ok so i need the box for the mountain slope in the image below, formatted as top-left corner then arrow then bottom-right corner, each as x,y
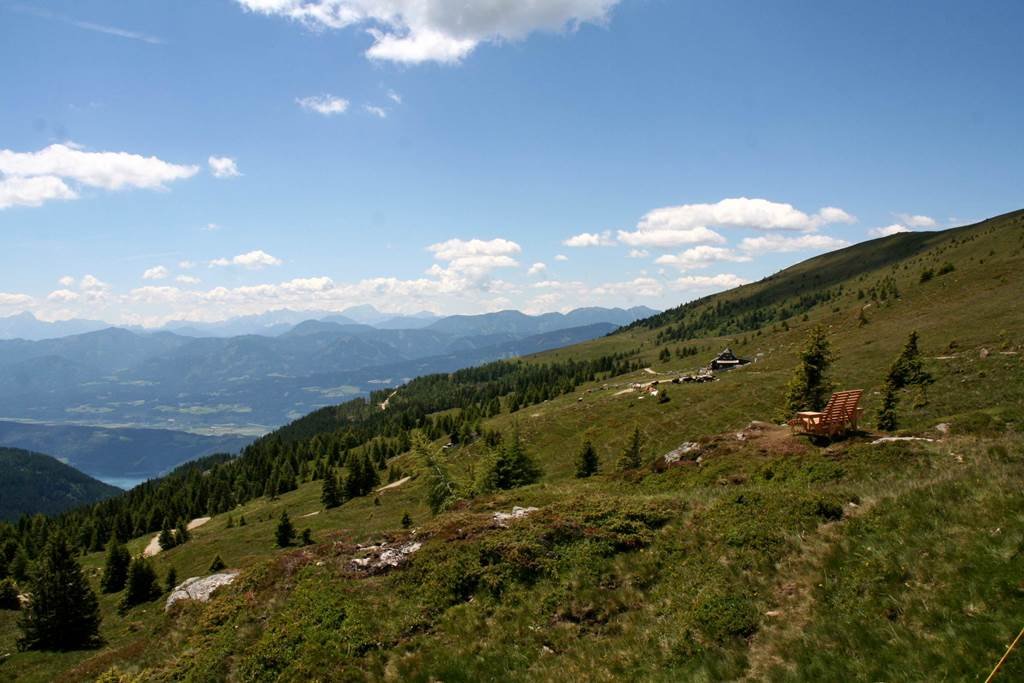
1,211 -> 1022,681
0,447 -> 121,521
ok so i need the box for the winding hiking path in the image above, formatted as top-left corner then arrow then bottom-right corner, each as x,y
142,516 -> 212,557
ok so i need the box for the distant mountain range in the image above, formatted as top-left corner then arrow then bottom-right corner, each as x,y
0,446 -> 121,521
0,305 -> 656,340
0,307 -> 658,436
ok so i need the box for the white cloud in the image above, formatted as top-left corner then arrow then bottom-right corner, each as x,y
178,260 -> 196,269
617,197 -> 855,248
590,277 -> 664,298
739,234 -> 851,254
234,0 -> 621,64
47,289 -> 79,303
386,90 -> 402,104
670,273 -> 749,291
895,213 -> 936,228
627,249 -> 649,259
617,226 -> 726,248
655,245 -> 752,271
554,254 -> 569,262
868,224 -> 912,238
142,265 -> 170,280
210,250 -> 284,269
296,94 -> 349,115
563,230 -> 614,247
0,292 -> 34,307
58,275 -> 76,287
176,275 -> 201,285
527,262 -> 547,276
0,144 -> 199,209
364,105 -> 388,118
0,175 -> 77,209
426,238 -> 521,288
208,156 -> 241,178
202,223 -> 222,232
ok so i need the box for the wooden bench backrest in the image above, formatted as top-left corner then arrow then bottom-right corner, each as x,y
820,390 -> 863,423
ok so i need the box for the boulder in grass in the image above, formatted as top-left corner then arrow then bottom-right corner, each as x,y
165,572 -> 239,611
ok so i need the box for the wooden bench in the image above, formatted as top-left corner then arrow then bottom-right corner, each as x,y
788,389 -> 864,438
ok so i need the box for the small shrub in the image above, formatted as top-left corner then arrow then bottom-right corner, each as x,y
919,268 -> 934,283
694,592 -> 759,642
209,555 -> 227,572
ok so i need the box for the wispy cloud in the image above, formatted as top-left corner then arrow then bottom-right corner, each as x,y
296,94 -> 349,116
11,5 -> 164,44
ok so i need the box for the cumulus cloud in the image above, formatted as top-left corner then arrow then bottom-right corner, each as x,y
0,144 -> 198,210
426,238 -> 521,288
210,250 -> 284,269
233,0 -> 621,65
364,105 -> 388,118
47,289 -> 79,303
868,224 -> 912,238
178,260 -> 197,269
617,197 -> 854,249
627,249 -> 649,259
296,94 -> 349,115
208,156 -> 241,178
563,230 -> 614,247
0,292 -> 34,308
554,254 -> 569,261
739,234 -> 851,254
617,226 -> 726,248
58,275 -> 76,287
0,175 -> 78,209
655,245 -> 752,271
527,262 -> 547,276
895,213 -> 937,228
670,273 -> 749,291
142,265 -> 170,280
386,90 -> 402,104
176,275 -> 201,285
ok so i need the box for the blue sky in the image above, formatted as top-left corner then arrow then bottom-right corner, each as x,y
1,0 -> 1021,326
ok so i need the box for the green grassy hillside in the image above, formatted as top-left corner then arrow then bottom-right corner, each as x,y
1,211 -> 1022,681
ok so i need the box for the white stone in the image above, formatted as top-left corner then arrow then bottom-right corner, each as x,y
165,571 -> 239,610
493,506 -> 540,528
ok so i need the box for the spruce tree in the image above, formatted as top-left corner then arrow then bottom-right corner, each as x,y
785,325 -> 835,413
120,556 -> 161,612
17,534 -> 101,651
618,426 -> 643,471
575,441 -> 600,478
209,555 -> 226,572
321,472 -> 341,509
164,567 -> 178,593
275,511 -> 295,548
300,528 -> 313,546
477,427 -> 541,492
99,537 -> 131,594
401,512 -> 412,529
877,331 -> 934,431
158,519 -> 176,552
175,519 -> 191,545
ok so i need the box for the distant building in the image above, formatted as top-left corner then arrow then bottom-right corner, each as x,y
709,347 -> 750,371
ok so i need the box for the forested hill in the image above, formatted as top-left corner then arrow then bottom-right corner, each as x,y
0,448 -> 121,521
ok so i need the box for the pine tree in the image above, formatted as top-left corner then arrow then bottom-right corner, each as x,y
618,426 -> 643,471
575,441 -> 600,478
321,472 -> 341,509
300,528 -> 312,546
877,331 -> 934,431
208,555 -> 226,572
175,519 -> 191,545
275,511 -> 295,548
238,515 -> 247,527
785,325 -> 835,413
17,534 -> 101,651
99,537 -> 131,594
120,557 -> 160,613
164,567 -> 178,593
158,519 -> 176,552
477,427 -> 541,492
401,512 -> 412,529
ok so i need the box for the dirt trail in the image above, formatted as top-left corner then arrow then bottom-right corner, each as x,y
643,367 -> 658,375
377,476 -> 411,492
379,390 -> 398,411
143,516 -> 212,557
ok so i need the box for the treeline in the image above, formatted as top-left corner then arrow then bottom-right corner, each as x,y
0,351 -> 642,575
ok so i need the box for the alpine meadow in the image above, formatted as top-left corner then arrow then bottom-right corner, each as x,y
1,1 -> 1022,681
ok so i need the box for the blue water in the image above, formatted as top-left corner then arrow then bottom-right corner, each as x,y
95,475 -> 148,491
